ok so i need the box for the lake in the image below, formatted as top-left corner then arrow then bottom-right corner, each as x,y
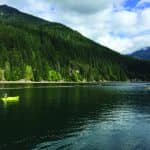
0,82 -> 150,150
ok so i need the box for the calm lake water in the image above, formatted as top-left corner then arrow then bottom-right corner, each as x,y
0,82 -> 150,150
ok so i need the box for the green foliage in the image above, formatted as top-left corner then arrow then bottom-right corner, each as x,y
71,70 -> 80,82
24,65 -> 34,81
4,61 -> 10,80
0,5 -> 149,81
48,69 -> 62,81
0,68 -> 4,80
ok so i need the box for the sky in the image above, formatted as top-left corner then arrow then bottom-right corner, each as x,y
0,0 -> 150,54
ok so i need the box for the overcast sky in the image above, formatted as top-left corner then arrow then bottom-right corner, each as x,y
0,0 -> 150,54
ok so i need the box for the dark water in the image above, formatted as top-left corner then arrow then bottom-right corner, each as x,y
0,82 -> 150,150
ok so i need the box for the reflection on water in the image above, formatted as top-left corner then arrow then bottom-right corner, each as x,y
1,100 -> 19,110
0,83 -> 150,150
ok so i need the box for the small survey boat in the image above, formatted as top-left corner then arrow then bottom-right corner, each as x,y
1,96 -> 19,102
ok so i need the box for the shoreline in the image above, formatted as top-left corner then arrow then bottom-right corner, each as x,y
0,80 -> 149,84
0,80 -> 100,84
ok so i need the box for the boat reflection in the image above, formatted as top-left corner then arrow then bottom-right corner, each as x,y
0,96 -> 20,109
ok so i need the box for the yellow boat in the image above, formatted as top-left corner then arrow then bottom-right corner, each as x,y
1,96 -> 19,102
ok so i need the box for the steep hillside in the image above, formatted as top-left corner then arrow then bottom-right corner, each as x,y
0,5 -> 150,81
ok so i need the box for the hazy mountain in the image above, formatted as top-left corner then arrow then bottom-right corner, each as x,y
130,47 -> 150,60
0,5 -> 150,81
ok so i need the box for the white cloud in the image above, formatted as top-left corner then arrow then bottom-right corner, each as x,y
112,11 -> 137,27
97,34 -> 133,54
131,34 -> 150,51
140,8 -> 150,28
53,0 -> 114,14
25,0 -> 50,12
98,34 -> 150,54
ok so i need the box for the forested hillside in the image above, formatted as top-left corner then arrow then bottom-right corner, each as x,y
0,5 -> 150,81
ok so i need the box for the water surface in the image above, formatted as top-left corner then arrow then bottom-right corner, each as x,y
0,82 -> 150,150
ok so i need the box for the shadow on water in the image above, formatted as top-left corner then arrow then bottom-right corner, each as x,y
0,83 -> 150,150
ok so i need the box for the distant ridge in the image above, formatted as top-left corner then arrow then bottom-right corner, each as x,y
130,47 -> 150,60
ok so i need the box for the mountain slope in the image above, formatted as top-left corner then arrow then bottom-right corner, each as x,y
130,47 -> 150,60
0,5 -> 150,81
